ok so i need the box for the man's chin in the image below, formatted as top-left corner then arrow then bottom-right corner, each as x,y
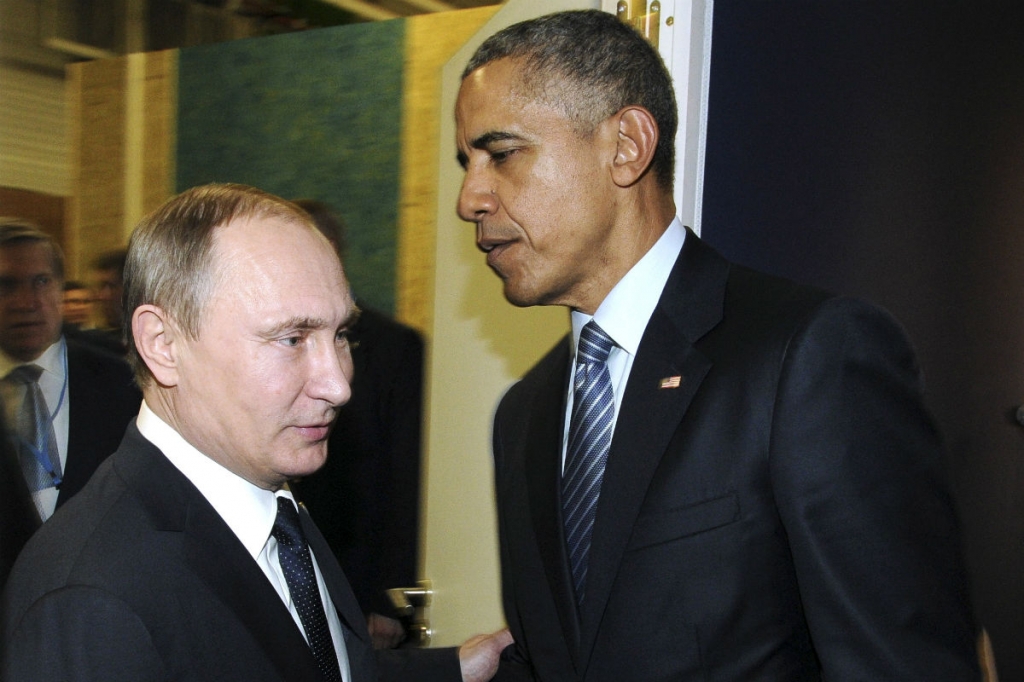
2,338 -> 51,362
501,282 -> 544,309
282,445 -> 331,481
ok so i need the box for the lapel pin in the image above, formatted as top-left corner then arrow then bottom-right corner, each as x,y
659,376 -> 682,389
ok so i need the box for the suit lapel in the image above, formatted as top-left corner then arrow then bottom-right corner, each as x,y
116,426 -> 324,681
183,500 -> 324,680
521,338 -> 583,667
576,231 -> 729,665
301,505 -> 376,678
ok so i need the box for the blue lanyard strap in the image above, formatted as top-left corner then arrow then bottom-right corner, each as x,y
15,347 -> 68,488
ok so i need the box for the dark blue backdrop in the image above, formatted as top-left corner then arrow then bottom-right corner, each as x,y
700,3 -> 1024,677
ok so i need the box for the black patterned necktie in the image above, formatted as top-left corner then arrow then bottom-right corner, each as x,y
4,364 -> 62,494
562,321 -> 616,607
272,497 -> 342,682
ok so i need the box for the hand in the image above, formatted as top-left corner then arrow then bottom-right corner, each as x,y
458,628 -> 513,682
366,612 -> 406,650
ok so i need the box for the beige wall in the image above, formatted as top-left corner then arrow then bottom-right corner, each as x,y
65,49 -> 175,279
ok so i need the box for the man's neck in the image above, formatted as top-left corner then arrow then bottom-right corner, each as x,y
572,195 -> 677,315
0,337 -> 62,376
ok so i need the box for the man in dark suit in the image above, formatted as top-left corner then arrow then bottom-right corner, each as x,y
89,247 -> 129,353
0,220 -> 140,529
1,184 -> 509,681
454,10 -> 978,681
291,199 -> 426,650
0,411 -> 36,588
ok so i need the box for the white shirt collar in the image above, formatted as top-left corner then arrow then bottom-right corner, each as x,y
571,217 -> 687,354
136,400 -> 281,561
0,337 -> 65,381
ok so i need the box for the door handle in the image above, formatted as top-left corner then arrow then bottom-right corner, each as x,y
386,580 -> 432,647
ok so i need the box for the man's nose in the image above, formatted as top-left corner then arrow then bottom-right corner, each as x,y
309,340 -> 353,408
457,168 -> 498,223
9,282 -> 43,309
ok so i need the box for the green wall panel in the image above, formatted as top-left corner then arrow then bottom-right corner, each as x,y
176,20 -> 406,314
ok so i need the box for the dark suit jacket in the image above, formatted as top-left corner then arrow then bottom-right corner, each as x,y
58,337 -> 142,507
1,424 -> 459,681
0,411 -> 37,589
491,231 -> 978,681
63,323 -> 128,357
0,338 -> 139,585
294,306 -> 424,617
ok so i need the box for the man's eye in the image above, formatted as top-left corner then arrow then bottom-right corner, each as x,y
32,275 -> 52,289
280,336 -> 301,347
490,148 -> 517,163
338,330 -> 360,351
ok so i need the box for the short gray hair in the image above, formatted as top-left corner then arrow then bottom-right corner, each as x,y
123,183 -> 316,386
0,218 -> 65,281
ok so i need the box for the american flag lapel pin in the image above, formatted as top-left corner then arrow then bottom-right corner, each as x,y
659,376 -> 682,389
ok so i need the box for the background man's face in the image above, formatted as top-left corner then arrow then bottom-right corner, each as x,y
168,216 -> 356,490
93,268 -> 123,329
62,287 -> 93,327
0,242 -> 63,362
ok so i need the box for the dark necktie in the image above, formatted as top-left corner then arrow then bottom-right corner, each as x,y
562,321 -> 615,607
3,364 -> 62,494
272,496 -> 342,682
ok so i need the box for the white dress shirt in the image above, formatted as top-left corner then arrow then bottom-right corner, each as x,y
562,218 -> 687,470
137,401 -> 352,681
0,338 -> 69,520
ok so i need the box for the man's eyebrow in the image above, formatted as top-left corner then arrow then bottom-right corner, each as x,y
471,131 -> 523,149
261,302 -> 361,338
261,317 -> 329,337
457,131 -> 524,169
345,305 -> 362,330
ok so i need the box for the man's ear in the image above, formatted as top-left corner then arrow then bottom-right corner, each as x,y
609,106 -> 659,188
132,304 -> 180,388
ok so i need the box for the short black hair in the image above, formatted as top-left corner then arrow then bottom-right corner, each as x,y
463,10 -> 677,190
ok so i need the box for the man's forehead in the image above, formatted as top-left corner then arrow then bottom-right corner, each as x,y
215,212 -> 312,244
0,242 -> 57,273
211,216 -> 345,291
458,65 -> 569,132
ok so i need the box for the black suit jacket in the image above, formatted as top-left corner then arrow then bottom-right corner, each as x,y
491,231 -> 978,681
294,306 -> 424,617
0,338 -> 139,585
58,337 -> 142,507
1,424 -> 459,681
0,411 -> 37,588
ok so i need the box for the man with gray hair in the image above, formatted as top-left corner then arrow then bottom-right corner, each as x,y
456,9 -> 978,681
2,185 -> 509,681
0,219 -> 139,537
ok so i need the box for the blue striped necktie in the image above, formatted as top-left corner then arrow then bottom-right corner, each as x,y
272,497 -> 342,682
562,321 -> 615,607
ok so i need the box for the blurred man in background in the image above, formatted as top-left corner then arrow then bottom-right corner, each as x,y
0,220 -> 140,527
291,198 -> 425,650
61,281 -> 93,329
